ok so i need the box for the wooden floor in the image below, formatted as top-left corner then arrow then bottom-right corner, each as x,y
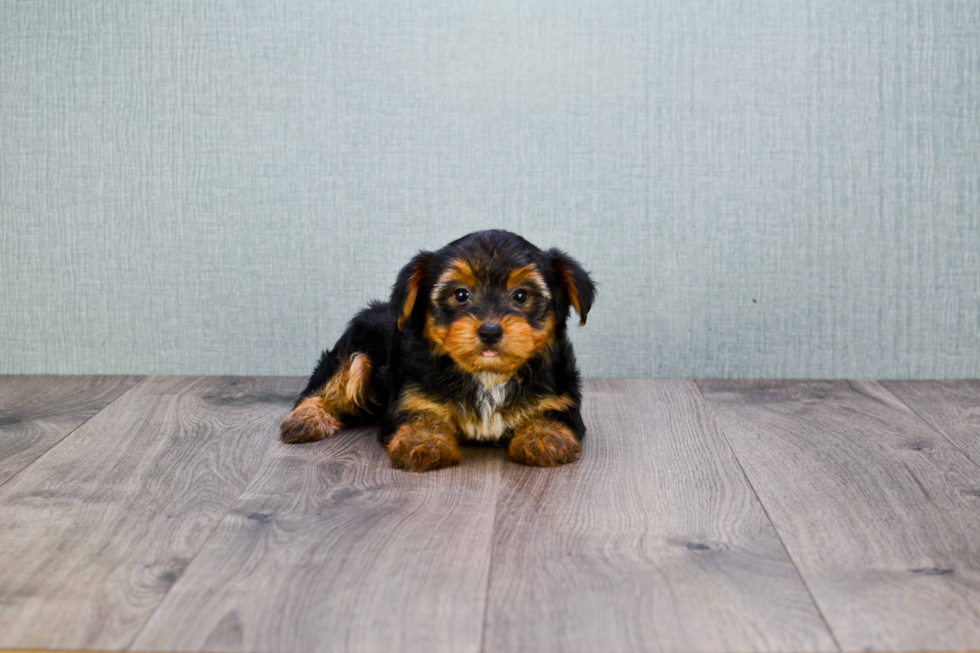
1,377 -> 979,653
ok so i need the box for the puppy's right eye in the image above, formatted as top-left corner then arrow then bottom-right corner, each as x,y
453,289 -> 470,303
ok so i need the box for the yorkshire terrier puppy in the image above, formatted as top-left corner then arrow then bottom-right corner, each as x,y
280,230 -> 596,472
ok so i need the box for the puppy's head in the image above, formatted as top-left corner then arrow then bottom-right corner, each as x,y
391,231 -> 596,376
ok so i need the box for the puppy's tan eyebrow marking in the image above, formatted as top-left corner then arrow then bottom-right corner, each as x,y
433,258 -> 479,297
506,264 -> 550,298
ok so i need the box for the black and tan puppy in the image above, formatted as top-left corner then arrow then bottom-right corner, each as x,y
280,230 -> 596,472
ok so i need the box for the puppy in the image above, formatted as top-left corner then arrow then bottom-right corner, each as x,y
280,230 -> 596,472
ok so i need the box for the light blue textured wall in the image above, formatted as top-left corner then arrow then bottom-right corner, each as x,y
1,1 -> 978,378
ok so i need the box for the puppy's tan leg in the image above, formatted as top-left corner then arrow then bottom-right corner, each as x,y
280,396 -> 342,444
508,418 -> 580,467
280,353 -> 373,443
386,415 -> 461,472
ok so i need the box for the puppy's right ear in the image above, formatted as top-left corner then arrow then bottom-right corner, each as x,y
391,252 -> 432,330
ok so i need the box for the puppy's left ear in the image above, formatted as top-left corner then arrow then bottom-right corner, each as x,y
391,251 -> 432,330
547,248 -> 597,326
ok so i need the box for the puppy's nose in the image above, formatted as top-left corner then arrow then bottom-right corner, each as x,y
477,322 -> 503,346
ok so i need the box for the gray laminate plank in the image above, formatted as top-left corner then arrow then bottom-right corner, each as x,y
0,375 -> 142,486
883,380 -> 980,469
0,375 -> 301,650
131,428 -> 503,653
482,379 -> 837,653
697,379 -> 980,652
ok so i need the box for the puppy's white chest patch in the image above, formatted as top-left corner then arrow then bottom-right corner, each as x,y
462,379 -> 510,441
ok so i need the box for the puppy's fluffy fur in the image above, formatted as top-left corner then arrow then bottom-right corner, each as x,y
280,230 -> 596,472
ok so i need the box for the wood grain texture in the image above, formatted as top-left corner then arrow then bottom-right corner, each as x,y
482,379 -> 836,653
698,380 -> 980,652
883,380 -> 980,469
0,375 -> 142,486
0,375 -> 301,650
131,429 -> 503,653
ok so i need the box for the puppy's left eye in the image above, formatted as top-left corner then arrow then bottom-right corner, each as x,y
512,289 -> 528,304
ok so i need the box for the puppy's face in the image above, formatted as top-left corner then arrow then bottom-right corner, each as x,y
392,231 -> 595,377
424,256 -> 555,375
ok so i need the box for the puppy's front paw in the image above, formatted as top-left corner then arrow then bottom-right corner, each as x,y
280,397 -> 342,443
387,421 -> 462,472
508,419 -> 580,467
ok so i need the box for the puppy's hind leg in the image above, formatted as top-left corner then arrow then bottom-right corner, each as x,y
280,353 -> 374,443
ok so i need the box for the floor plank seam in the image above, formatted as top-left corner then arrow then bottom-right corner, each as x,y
122,407 -> 288,651
879,383 -> 980,473
0,375 -> 147,493
477,468 -> 504,653
693,379 -> 845,653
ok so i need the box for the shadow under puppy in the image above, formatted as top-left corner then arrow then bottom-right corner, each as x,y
280,230 -> 596,472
